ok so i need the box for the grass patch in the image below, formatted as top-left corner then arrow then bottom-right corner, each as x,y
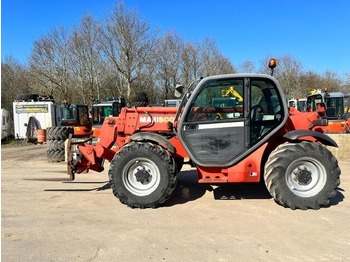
1,138 -> 36,148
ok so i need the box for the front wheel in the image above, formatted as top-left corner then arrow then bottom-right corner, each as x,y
108,142 -> 177,208
264,142 -> 340,210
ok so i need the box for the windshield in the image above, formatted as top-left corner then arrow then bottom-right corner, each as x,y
325,97 -> 344,117
92,101 -> 124,125
297,100 -> 306,112
184,79 -> 244,122
61,106 -> 76,122
92,105 -> 112,125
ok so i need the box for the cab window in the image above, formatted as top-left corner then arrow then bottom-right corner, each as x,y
307,94 -> 322,112
185,79 -> 244,122
250,79 -> 283,146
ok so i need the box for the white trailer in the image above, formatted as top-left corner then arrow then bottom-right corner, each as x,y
1,108 -> 12,140
13,101 -> 60,139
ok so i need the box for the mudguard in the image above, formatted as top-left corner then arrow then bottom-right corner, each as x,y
130,132 -> 176,153
284,130 -> 338,148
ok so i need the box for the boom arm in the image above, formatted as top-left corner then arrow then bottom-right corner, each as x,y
67,106 -> 179,180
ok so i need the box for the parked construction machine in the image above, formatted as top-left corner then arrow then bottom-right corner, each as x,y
13,95 -> 91,140
288,98 -> 307,112
91,96 -> 126,137
67,61 -> 341,210
306,89 -> 350,133
46,102 -> 91,162
13,94 -> 91,162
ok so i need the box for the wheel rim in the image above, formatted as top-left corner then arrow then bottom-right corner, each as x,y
122,158 -> 160,196
285,157 -> 327,197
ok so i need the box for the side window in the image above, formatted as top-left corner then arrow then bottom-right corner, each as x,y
78,106 -> 89,125
325,97 -> 344,117
185,79 -> 244,122
92,107 -> 104,125
61,107 -> 75,121
307,94 -> 323,112
250,79 -> 284,146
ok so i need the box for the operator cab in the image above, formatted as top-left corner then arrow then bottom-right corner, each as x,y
91,97 -> 126,126
59,103 -> 90,127
307,90 -> 344,119
177,75 -> 287,167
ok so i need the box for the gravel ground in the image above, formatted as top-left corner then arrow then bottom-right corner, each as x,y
1,143 -> 350,261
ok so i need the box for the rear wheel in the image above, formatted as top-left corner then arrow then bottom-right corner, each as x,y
48,140 -> 65,151
109,142 -> 177,208
46,127 -> 73,162
47,149 -> 65,162
47,127 -> 74,140
264,142 -> 340,210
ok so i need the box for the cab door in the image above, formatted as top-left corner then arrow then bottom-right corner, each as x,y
178,77 -> 249,166
177,75 -> 286,167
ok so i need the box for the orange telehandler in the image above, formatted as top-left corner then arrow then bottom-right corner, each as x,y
306,89 -> 350,133
67,61 -> 341,210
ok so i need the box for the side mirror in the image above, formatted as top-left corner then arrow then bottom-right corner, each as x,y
174,84 -> 184,98
312,118 -> 328,127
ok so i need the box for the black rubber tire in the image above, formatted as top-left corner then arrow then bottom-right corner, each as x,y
264,142 -> 341,210
47,127 -> 74,141
46,127 -> 54,140
131,92 -> 149,107
108,142 -> 177,208
25,116 -> 40,142
47,140 -> 65,151
16,94 -> 39,101
47,149 -> 65,162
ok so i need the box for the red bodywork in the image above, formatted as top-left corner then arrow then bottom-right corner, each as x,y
73,107 -> 182,174
69,105 -> 333,183
72,125 -> 92,137
289,106 -> 350,134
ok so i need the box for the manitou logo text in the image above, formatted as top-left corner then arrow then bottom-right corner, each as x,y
139,116 -> 175,123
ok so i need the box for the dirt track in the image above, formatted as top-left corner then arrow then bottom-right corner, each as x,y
1,144 -> 350,261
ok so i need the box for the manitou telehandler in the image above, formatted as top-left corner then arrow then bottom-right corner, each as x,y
67,60 -> 341,210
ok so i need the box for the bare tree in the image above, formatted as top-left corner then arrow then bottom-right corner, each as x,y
17,1 -> 348,107
238,59 -> 256,73
322,70 -> 342,92
298,71 -> 323,97
133,64 -> 159,103
342,72 -> 350,94
155,31 -> 184,100
70,14 -> 106,103
259,54 -> 303,98
98,2 -> 158,102
258,55 -> 275,75
200,37 -> 236,76
298,71 -> 342,97
181,41 -> 201,87
29,25 -> 73,102
1,56 -> 31,112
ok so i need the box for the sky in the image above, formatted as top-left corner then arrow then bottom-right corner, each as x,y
2,0 -> 350,75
